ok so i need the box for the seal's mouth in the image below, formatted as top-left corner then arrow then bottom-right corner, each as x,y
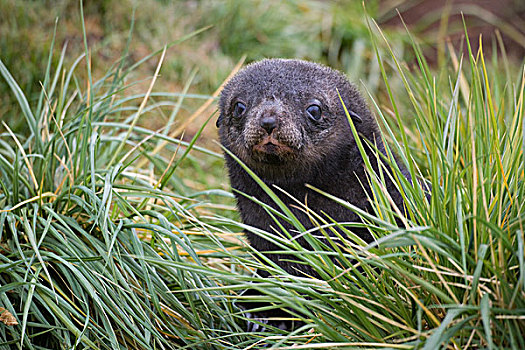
252,136 -> 293,156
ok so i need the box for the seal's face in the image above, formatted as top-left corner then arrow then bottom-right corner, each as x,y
217,59 -> 372,181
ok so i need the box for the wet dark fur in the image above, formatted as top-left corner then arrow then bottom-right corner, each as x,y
218,59 -> 411,279
217,59 -> 414,331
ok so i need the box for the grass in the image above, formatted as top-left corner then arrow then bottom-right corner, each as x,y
0,16 -> 247,349
1,2 -> 524,350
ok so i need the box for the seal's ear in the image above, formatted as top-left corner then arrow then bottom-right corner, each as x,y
216,113 -> 224,127
348,110 -> 362,124
337,88 -> 363,124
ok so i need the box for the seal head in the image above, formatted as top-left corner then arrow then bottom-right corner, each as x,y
217,59 -> 376,183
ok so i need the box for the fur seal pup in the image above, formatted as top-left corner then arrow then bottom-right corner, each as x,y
217,59 -> 410,270
217,58 -> 411,329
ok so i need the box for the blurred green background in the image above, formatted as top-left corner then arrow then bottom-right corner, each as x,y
1,0 -> 524,192
2,0 -> 524,138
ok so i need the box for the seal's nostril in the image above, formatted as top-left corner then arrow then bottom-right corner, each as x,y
260,115 -> 277,133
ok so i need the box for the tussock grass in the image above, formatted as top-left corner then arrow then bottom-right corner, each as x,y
0,9 -> 524,350
0,17 -> 248,349
210,18 -> 525,349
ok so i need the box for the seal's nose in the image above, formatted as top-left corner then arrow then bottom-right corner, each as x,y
260,115 -> 277,134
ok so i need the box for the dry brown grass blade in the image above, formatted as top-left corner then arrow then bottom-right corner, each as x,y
0,308 -> 18,326
2,121 -> 39,191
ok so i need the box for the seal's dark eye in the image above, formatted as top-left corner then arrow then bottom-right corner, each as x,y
233,102 -> 246,118
306,104 -> 322,121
